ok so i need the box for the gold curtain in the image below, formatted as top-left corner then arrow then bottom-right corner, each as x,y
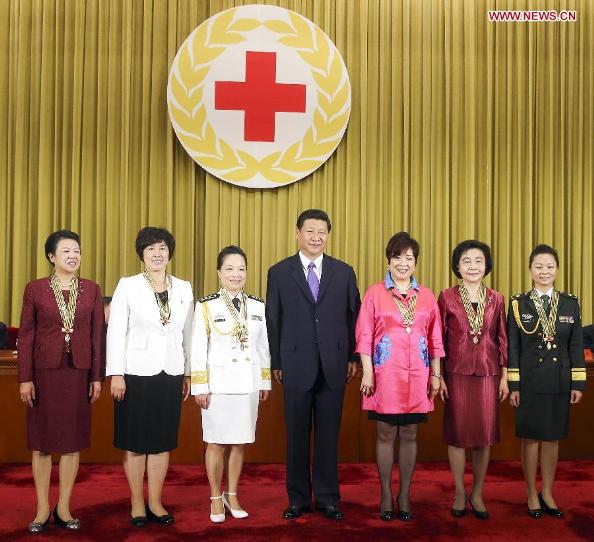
1,0 -> 592,326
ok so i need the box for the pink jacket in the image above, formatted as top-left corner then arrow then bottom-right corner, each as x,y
356,277 -> 445,414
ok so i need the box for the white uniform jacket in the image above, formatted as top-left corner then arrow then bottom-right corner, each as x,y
106,273 -> 194,377
191,292 -> 272,395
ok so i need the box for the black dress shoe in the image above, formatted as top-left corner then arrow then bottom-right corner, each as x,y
527,506 -> 543,519
469,497 -> 489,519
451,495 -> 467,518
539,494 -> 565,518
282,504 -> 311,519
397,509 -> 413,521
27,514 -> 50,534
130,515 -> 147,527
315,504 -> 344,520
147,507 -> 174,525
53,508 -> 80,530
379,510 -> 396,521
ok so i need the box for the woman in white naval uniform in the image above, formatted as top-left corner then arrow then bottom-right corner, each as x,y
191,246 -> 271,523
107,227 -> 194,527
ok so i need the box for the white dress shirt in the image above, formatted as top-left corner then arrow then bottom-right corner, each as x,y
299,251 -> 323,281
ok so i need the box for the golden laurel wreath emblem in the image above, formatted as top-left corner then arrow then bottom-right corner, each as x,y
168,8 -> 350,184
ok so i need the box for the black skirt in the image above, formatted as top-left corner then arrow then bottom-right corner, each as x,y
114,371 -> 184,454
368,411 -> 428,425
515,391 -> 570,441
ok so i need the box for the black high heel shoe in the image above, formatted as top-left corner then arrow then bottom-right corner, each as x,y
147,507 -> 174,525
396,495 -> 413,521
379,499 -> 395,521
27,514 -> 50,534
451,495 -> 467,518
539,493 -> 564,518
130,513 -> 147,527
527,502 -> 543,519
53,508 -> 80,530
469,496 -> 489,519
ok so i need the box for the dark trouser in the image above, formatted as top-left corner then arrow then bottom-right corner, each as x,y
283,368 -> 345,508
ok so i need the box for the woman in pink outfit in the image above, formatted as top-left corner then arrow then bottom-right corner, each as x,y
357,232 -> 444,521
438,240 -> 508,520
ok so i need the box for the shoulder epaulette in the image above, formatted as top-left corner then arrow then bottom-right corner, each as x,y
558,291 -> 577,299
198,293 -> 219,303
510,292 -> 529,300
247,294 -> 264,303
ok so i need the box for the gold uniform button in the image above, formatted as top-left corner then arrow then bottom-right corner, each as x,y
553,344 -> 557,349
553,357 -> 557,362
538,358 -> 543,363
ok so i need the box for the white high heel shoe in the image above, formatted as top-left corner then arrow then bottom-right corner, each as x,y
222,492 -> 249,519
210,496 -> 226,523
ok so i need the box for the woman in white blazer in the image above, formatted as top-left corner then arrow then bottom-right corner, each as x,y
192,246 -> 271,523
107,227 -> 193,528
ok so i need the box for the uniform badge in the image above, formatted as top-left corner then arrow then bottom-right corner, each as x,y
213,314 -> 226,322
250,315 -> 262,321
559,315 -> 574,323
520,313 -> 534,323
167,5 -> 351,188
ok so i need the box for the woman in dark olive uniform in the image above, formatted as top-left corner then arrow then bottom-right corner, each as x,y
508,244 -> 586,519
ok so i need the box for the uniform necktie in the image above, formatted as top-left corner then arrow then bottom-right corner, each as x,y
541,294 -> 550,315
307,261 -> 320,301
232,297 -> 241,312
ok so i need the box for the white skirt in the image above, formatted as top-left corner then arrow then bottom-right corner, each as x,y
201,392 -> 260,444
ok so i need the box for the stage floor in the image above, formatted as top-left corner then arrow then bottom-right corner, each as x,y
0,461 -> 592,541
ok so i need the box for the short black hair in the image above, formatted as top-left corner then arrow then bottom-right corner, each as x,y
45,230 -> 80,264
385,232 -> 419,262
296,209 -> 332,232
217,245 -> 247,270
451,240 -> 493,279
103,296 -> 112,305
529,244 -> 559,267
135,227 -> 175,260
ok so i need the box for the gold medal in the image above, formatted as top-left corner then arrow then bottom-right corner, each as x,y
220,289 -> 249,350
143,270 -> 172,325
458,283 -> 486,346
530,291 -> 559,349
50,275 -> 78,350
391,289 -> 417,336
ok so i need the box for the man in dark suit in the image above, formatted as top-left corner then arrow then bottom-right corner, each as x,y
266,209 -> 361,521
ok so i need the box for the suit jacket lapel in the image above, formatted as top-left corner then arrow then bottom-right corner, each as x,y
317,256 -> 335,303
289,254 -> 316,304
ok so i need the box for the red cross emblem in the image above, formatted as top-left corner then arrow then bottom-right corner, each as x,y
215,51 -> 307,142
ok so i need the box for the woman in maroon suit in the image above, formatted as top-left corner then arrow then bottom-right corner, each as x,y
18,230 -> 104,533
438,240 -> 508,519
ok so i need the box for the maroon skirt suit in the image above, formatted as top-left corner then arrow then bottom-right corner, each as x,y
17,278 -> 104,453
437,286 -> 508,448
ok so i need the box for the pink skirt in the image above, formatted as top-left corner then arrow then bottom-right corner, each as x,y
443,373 -> 500,448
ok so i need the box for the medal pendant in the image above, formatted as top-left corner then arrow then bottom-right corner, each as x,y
472,336 -> 478,344
65,333 -> 70,343
405,326 -> 411,334
546,342 -> 552,350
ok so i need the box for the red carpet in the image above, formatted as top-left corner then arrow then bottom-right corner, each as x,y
0,461 -> 593,541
